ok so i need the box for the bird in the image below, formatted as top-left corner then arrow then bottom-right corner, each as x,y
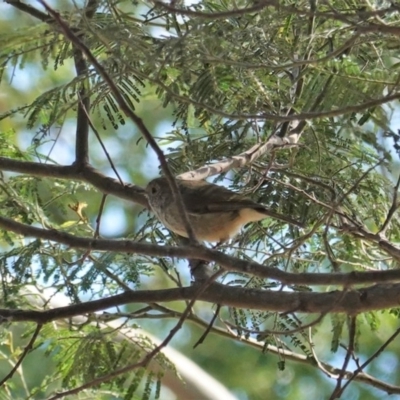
145,176 -> 303,243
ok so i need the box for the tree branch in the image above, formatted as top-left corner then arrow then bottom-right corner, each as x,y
379,172 -> 400,234
0,323 -> 43,387
225,328 -> 400,395
147,74 -> 400,123
17,286 -> 400,396
337,326 -> 400,396
177,133 -> 301,180
0,158 -> 147,207
38,0 -> 198,243
47,269 -> 224,399
2,216 -> 400,286
3,282 -> 400,322
73,0 -> 98,166
5,0 -> 50,22
330,316 -> 357,399
73,49 -> 90,166
151,0 -> 276,19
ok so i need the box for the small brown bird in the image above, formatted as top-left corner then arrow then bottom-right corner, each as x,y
145,177 -> 302,243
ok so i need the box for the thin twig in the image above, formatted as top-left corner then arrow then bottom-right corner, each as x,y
336,159 -> 384,206
47,269 -> 224,399
337,326 -> 400,396
329,316 -> 357,399
193,304 -> 221,348
0,323 -> 43,387
379,173 -> 400,234
94,194 -> 107,238
147,74 -> 400,123
78,99 -> 124,185
38,0 -> 198,243
151,0 -> 275,20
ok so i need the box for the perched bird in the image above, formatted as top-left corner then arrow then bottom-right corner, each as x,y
146,176 -> 302,243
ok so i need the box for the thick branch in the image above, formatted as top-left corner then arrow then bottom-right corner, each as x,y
2,283 -> 400,322
10,287 -> 400,396
0,158 -> 148,207
2,216 -> 400,286
5,0 -> 50,22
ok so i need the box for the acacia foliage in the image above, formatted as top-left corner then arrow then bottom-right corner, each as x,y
1,1 -> 400,399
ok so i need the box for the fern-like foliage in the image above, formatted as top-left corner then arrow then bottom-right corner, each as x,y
1,0 -> 400,398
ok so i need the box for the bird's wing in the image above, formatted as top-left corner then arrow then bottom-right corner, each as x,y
178,181 -> 259,213
178,180 -> 304,227
198,201 -> 262,213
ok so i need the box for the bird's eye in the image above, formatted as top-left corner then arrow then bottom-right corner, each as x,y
151,186 -> 157,194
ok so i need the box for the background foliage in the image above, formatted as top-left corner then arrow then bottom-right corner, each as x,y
1,0 -> 400,399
